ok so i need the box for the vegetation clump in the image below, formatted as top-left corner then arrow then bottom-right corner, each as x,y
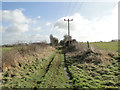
64,41 -> 119,88
1,38 -> 119,89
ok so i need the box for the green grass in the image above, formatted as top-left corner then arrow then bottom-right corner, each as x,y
2,50 -> 57,88
2,47 -> 12,52
90,41 -> 118,52
2,43 -> 119,88
63,42 -> 120,88
65,54 -> 120,88
69,63 -> 119,88
2,50 -> 69,88
36,53 -> 68,88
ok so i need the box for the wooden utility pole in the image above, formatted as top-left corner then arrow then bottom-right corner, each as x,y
64,18 -> 73,46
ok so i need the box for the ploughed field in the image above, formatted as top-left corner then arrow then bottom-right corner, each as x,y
1,41 -> 120,88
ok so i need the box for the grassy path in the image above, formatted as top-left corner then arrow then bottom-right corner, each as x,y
36,50 -> 70,88
2,49 -> 72,88
2,50 -> 57,88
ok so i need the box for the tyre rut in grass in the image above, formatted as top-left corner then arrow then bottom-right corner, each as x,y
2,50 -> 71,88
2,51 -> 57,88
35,52 -> 69,88
42,53 -> 56,78
64,53 -> 73,80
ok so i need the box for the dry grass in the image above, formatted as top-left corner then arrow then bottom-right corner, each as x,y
2,42 -> 49,72
66,43 -> 112,65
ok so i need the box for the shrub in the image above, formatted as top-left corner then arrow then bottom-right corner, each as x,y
2,42 -> 47,71
2,50 -> 16,71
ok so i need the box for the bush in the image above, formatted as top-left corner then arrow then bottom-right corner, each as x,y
2,42 -> 47,71
2,50 -> 16,71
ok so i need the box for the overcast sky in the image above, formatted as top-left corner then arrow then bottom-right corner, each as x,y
0,1 -> 118,45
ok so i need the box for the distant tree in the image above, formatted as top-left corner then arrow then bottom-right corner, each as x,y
100,41 -> 103,42
50,34 -> 53,45
111,39 -> 117,42
49,34 -> 58,46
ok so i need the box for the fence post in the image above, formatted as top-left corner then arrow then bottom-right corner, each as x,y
87,41 -> 90,49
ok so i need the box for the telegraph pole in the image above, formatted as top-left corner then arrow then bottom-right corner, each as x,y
64,18 -> 73,46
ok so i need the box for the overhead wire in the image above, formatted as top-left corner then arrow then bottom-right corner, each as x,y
68,0 -> 78,17
59,0 -> 74,37
52,1 -> 84,41
71,2 -> 84,41
51,1 -> 72,38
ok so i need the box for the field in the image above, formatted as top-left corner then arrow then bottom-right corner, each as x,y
2,47 -> 12,52
1,41 -> 120,88
90,41 -> 118,52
